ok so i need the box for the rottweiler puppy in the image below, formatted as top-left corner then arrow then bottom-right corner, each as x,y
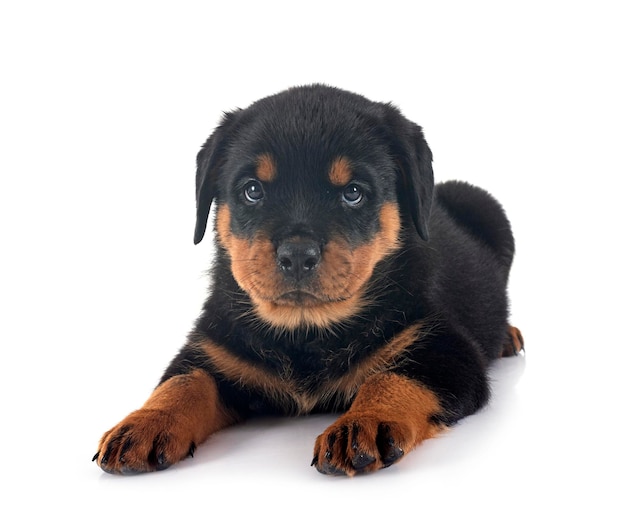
93,84 -> 523,476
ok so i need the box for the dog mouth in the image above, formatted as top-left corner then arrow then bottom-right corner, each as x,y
274,290 -> 328,306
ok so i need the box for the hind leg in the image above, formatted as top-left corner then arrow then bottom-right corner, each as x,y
501,325 -> 524,357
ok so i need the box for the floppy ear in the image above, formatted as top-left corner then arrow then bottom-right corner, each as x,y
385,108 -> 434,241
193,112 -> 238,245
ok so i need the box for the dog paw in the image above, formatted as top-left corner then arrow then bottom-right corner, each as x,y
93,409 -> 196,474
311,416 -> 411,476
501,325 -> 525,357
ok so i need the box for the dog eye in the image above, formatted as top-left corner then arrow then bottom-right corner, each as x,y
243,180 -> 264,204
342,184 -> 364,206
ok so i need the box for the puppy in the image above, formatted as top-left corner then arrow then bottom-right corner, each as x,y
93,84 -> 523,476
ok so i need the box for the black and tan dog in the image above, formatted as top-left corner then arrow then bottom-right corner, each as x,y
93,84 -> 523,476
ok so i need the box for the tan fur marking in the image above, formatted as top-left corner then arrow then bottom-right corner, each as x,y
348,373 -> 442,439
142,370 -> 235,436
502,325 -> 525,357
216,205 -> 233,250
253,298 -> 365,330
329,156 -> 353,186
198,323 -> 423,414
200,339 -> 302,410
321,202 -> 401,291
255,153 -> 277,182
216,204 -> 279,297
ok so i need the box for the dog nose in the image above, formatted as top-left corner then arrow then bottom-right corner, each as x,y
277,239 -> 321,280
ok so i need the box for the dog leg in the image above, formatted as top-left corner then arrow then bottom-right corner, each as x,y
501,325 -> 525,357
93,369 -> 234,474
312,372 -> 445,476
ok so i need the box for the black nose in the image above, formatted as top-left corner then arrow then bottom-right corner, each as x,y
277,239 -> 321,280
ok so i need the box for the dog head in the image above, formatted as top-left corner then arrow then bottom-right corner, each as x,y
194,85 -> 433,329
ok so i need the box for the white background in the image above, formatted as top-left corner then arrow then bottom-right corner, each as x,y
1,1 -> 624,506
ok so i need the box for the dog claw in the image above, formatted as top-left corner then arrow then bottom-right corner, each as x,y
382,445 -> 404,467
352,451 -> 375,470
317,461 -> 347,476
100,447 -> 111,466
312,448 -> 347,475
376,424 -> 405,467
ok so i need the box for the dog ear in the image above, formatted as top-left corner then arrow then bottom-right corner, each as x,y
384,108 -> 434,241
193,111 -> 238,245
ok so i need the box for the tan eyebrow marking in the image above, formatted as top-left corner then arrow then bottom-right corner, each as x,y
255,153 -> 277,182
329,156 -> 353,186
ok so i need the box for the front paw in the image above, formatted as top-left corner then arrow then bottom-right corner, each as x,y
93,409 -> 196,474
311,416 -> 409,476
311,373 -> 445,476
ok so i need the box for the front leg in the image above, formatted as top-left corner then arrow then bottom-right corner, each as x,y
312,330 -> 492,476
93,369 -> 235,474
